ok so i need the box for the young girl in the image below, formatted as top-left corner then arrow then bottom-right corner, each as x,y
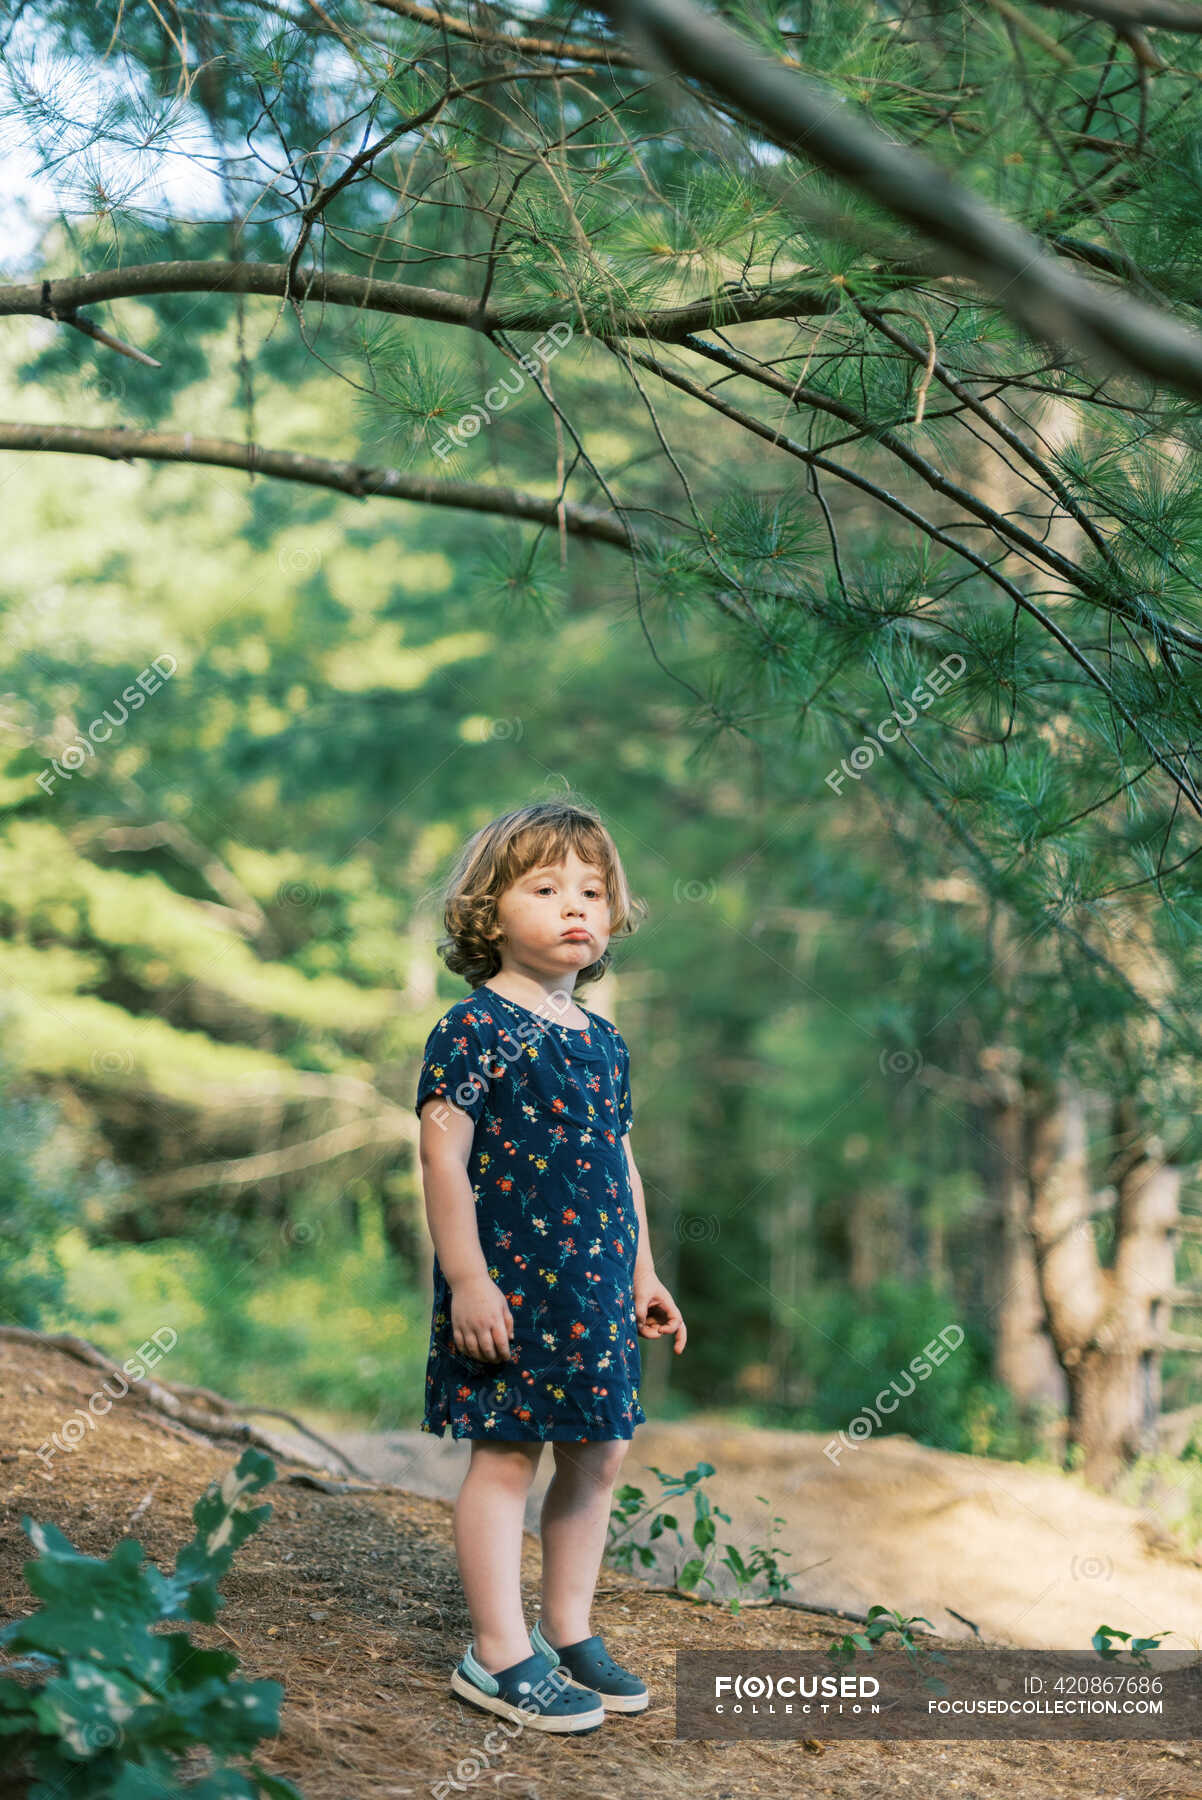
414,799 -> 686,1733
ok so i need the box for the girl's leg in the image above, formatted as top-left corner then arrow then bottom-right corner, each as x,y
455,1439 -> 544,1672
538,1439 -> 631,1645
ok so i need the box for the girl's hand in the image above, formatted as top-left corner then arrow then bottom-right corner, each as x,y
451,1273 -> 515,1362
634,1272 -> 687,1354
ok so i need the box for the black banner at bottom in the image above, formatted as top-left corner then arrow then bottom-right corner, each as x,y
674,1648 -> 1202,1739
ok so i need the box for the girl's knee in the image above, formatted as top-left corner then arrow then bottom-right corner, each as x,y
467,1441 -> 543,1487
552,1438 -> 630,1488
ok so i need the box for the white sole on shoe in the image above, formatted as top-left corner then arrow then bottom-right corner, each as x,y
597,1687 -> 650,1713
450,1666 -> 606,1732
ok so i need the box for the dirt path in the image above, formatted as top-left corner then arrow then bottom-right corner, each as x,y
323,1414 -> 1202,1652
4,1342 -> 1202,1800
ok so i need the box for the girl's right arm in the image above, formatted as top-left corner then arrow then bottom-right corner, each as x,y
418,1099 -> 515,1362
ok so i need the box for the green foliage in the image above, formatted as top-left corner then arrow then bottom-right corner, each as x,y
782,1280 -> 1029,1457
0,1052 -> 102,1329
6,0 -> 1202,1473
1109,1445 -> 1202,1556
606,1461 -> 794,1611
0,1448 -> 304,1800
827,1605 -> 949,1694
1092,1625 -> 1176,1666
50,1203 -> 427,1428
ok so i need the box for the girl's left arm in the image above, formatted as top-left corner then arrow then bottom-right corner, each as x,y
624,1133 -> 656,1279
624,1134 -> 687,1354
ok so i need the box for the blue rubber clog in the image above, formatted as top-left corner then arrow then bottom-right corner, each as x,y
530,1619 -> 650,1712
450,1642 -> 606,1733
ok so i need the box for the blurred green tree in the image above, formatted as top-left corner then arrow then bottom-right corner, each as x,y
3,0 -> 1202,1483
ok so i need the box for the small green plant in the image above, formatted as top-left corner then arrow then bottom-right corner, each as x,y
0,1446 -> 304,1800
828,1604 -> 949,1695
1092,1624 -> 1175,1667
716,1494 -> 795,1608
606,1461 -> 795,1612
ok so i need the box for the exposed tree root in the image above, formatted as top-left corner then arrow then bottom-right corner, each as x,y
0,1326 -> 374,1481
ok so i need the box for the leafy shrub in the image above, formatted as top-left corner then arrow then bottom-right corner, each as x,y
0,1447 -> 303,1800
0,1052 -> 104,1330
784,1277 -> 1032,1456
52,1202 -> 427,1429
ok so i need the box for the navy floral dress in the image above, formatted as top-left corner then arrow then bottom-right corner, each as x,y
414,983 -> 646,1441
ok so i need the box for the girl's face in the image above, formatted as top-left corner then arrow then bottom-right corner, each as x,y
494,845 -> 613,975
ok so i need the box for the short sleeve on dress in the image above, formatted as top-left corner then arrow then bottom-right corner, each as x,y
616,1032 -> 634,1134
415,1004 -> 499,1125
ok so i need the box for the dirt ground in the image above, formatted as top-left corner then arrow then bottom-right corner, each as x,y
324,1414 -> 1202,1651
3,1337 -> 1202,1800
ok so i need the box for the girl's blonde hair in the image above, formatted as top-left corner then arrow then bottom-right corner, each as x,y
435,798 -> 648,990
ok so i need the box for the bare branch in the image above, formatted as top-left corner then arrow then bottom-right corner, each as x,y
0,260 -> 838,340
139,1110 -> 414,1200
1027,0 -> 1202,30
367,0 -> 643,64
0,421 -> 637,547
55,313 -> 162,367
0,1324 -> 367,1475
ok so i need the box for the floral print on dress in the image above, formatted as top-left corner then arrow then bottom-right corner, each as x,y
415,984 -> 644,1441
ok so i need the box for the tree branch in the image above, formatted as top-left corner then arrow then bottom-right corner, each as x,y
0,1324 -> 370,1476
615,340 -> 1202,817
603,0 -> 1202,405
1028,0 -> 1202,30
0,260 -> 837,340
0,422 -> 637,547
368,0 -> 643,64
681,330 -> 1104,611
139,1110 -> 414,1200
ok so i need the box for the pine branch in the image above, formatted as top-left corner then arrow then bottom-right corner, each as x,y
855,302 -> 1121,570
279,66 -> 596,311
368,0 -> 643,64
0,421 -> 636,547
680,331 -> 1111,619
602,0 -> 1202,405
0,261 -> 838,339
610,340 -> 1202,820
840,704 -> 1202,1065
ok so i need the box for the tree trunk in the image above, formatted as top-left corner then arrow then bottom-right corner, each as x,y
985,1056 -> 1067,1416
764,1178 -> 812,1407
1107,1094 -> 1182,1459
1024,1070 -> 1183,1489
847,1184 -> 906,1292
